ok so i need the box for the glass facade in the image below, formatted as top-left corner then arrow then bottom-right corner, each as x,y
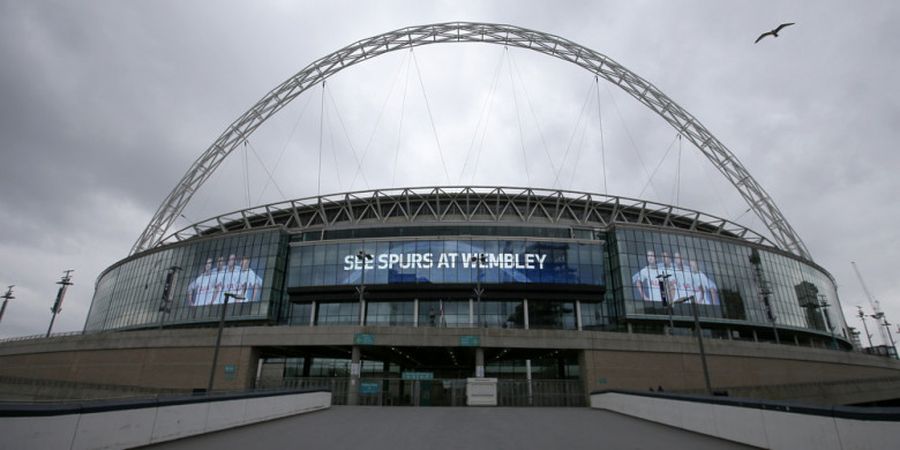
85,230 -> 286,331
366,301 -> 415,326
83,219 -> 847,345
315,302 -> 360,325
419,300 -> 471,328
612,227 -> 847,338
287,239 -> 605,288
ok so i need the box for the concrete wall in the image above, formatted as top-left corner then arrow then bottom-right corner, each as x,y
1,326 -> 899,403
0,330 -> 261,392
0,390 -> 331,450
580,337 -> 900,400
591,391 -> 900,450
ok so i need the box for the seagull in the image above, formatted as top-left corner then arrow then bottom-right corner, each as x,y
755,22 -> 795,44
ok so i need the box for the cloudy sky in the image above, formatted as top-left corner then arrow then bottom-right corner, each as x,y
1,0 -> 898,345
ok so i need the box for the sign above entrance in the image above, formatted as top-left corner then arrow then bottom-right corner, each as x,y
459,335 -> 481,347
360,382 -> 380,394
288,239 -> 605,287
402,371 -> 434,381
354,333 -> 375,345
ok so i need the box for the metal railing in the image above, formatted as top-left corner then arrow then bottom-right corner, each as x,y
260,376 -> 584,407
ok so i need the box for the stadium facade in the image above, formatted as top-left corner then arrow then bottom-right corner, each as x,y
2,23 -> 899,406
86,186 -> 848,349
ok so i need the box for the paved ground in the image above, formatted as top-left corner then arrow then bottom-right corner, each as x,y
143,406 -> 760,450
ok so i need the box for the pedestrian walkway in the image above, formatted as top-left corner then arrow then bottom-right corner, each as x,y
143,406 -> 758,450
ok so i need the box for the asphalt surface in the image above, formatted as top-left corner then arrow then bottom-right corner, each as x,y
141,406 -> 760,450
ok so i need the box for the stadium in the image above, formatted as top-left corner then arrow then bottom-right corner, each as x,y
1,23 -> 898,407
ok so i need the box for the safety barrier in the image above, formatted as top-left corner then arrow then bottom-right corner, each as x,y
0,388 -> 330,450
590,390 -> 900,450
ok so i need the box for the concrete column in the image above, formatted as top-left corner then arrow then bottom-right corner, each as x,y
578,350 -> 591,405
793,334 -> 800,346
752,329 -> 758,342
523,299 -> 529,330
726,328 -> 733,340
254,358 -> 264,388
413,298 -> 419,327
627,323 -> 633,334
348,345 -> 361,405
526,359 -> 533,406
475,347 -> 485,378
359,300 -> 366,326
469,299 -> 474,327
575,300 -> 583,331
310,301 -> 317,326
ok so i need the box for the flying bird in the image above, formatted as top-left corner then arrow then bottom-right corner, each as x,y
754,22 -> 795,44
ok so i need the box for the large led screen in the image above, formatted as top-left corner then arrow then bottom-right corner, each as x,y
85,230 -> 281,332
617,228 -> 846,335
186,253 -> 265,306
630,249 -> 719,305
288,239 -> 604,287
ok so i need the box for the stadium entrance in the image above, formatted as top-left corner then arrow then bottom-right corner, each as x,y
255,346 -> 584,406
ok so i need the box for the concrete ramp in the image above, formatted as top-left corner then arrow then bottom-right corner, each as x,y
143,406 -> 756,450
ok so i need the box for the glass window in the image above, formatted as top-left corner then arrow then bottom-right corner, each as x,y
528,300 -> 576,330
316,301 -> 360,325
419,299 -> 471,328
365,301 -> 414,326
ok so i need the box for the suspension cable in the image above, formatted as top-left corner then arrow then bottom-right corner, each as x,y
460,47 -> 506,184
551,79 -> 594,189
244,139 -> 287,200
595,77 -> 608,194
317,81 -> 326,196
349,51 -> 411,190
691,141 -> 733,219
673,133 -> 683,206
508,49 -> 556,182
255,90 -> 315,204
567,103 -> 592,190
242,140 -> 251,208
326,98 -> 343,190
505,48 -> 531,186
410,49 -> 451,184
326,87 -> 370,190
393,50 -> 413,187
604,84 -> 661,200
637,133 -> 679,199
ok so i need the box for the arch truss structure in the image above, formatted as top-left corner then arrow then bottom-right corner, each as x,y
132,22 -> 811,260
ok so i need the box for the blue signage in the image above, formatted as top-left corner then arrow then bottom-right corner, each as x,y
289,239 -> 604,287
360,382 -> 380,394
402,371 -> 434,381
354,333 -> 375,345
459,335 -> 481,347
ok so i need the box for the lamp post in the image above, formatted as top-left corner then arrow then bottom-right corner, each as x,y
675,295 -> 713,395
471,254 -> 487,328
872,312 -> 897,358
749,249 -> 779,344
0,285 -> 14,326
46,270 -> 74,337
656,272 -> 673,335
804,297 -> 838,349
207,292 -> 244,392
858,306 -> 874,348
356,250 -> 373,326
881,319 -> 897,358
762,293 -> 780,345
158,266 -> 182,329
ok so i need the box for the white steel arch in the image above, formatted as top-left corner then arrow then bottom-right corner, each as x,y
132,22 -> 811,259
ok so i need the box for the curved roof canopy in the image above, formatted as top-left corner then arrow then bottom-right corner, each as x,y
159,186 -> 777,249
